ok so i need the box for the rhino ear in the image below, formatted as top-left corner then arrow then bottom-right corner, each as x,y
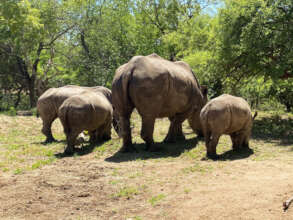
201,85 -> 208,96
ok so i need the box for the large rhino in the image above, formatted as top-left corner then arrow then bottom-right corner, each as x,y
37,85 -> 112,143
200,94 -> 257,159
58,89 -> 113,154
112,53 -> 208,152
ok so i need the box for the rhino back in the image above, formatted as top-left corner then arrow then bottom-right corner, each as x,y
201,94 -> 252,134
116,54 -> 202,117
59,91 -> 112,132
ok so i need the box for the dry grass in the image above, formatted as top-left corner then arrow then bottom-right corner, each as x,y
0,111 -> 293,219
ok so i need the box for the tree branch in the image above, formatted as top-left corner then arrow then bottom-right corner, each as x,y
45,24 -> 77,46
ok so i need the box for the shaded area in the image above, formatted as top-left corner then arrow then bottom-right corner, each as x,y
106,137 -> 200,163
252,114 -> 293,146
35,140 -> 66,145
218,147 -> 254,161
54,141 -> 106,158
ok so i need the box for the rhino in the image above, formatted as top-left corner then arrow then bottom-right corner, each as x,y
37,85 -> 112,143
200,94 -> 257,159
112,53 -> 208,152
58,89 -> 113,154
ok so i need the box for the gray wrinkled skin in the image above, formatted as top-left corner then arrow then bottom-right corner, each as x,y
112,53 -> 208,152
58,90 -> 113,154
200,94 -> 256,159
37,85 -> 112,143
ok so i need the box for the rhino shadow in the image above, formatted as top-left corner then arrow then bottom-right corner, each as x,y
54,141 -> 106,158
217,147 -> 254,161
37,139 -> 66,145
105,137 -> 200,163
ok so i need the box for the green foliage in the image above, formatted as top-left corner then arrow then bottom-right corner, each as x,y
0,0 -> 292,110
8,107 -> 16,116
269,79 -> 293,112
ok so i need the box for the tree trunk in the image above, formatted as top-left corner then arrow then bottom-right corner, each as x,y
16,56 -> 37,108
28,76 -> 36,108
14,87 -> 23,108
285,103 -> 291,112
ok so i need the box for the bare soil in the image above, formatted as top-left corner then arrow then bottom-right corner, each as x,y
0,113 -> 293,220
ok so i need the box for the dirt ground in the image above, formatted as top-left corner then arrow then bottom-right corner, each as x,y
0,113 -> 293,220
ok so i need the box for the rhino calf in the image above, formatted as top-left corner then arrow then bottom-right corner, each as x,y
37,85 -> 112,143
58,90 -> 113,154
200,94 -> 257,159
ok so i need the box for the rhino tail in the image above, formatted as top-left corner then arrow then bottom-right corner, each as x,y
59,105 -> 71,135
253,111 -> 258,120
112,63 -> 135,112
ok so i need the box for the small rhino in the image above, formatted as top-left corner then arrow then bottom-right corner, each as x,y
37,85 -> 112,143
58,90 -> 113,154
200,94 -> 257,159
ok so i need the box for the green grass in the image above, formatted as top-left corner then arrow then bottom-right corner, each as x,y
148,194 -> 166,206
31,158 -> 56,170
0,111 -> 292,175
181,163 -> 213,174
113,186 -> 139,199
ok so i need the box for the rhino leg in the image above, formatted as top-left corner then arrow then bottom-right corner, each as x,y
231,133 -> 241,151
140,116 -> 156,151
89,130 -> 98,144
64,131 -> 79,155
119,115 -> 136,153
41,117 -> 57,143
164,117 -> 185,143
231,132 -> 246,151
206,133 -> 220,160
241,132 -> 250,149
102,119 -> 112,141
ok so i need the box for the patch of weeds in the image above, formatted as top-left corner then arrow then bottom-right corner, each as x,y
149,194 -> 166,207
45,150 -> 54,157
13,168 -> 23,175
109,180 -> 120,185
111,168 -> 121,176
31,157 -> 56,170
129,216 -> 142,220
129,172 -> 143,179
252,151 -> 276,161
111,208 -> 118,214
2,167 -> 9,172
184,188 -> 191,194
73,153 -> 80,158
181,164 -> 213,174
94,145 -> 107,154
113,186 -> 139,199
7,144 -> 21,151
140,184 -> 149,192
182,145 -> 205,160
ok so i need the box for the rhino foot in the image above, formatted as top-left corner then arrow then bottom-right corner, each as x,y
163,136 -> 176,143
43,137 -> 57,144
164,134 -> 185,143
207,153 -> 220,160
146,145 -> 161,152
119,145 -> 137,153
64,147 -> 76,155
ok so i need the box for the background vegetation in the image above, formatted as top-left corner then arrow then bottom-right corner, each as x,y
0,0 -> 292,111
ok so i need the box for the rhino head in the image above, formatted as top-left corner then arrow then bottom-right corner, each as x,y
188,85 -> 208,137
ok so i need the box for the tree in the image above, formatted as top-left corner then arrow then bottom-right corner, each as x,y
216,0 -> 293,83
0,0 -> 76,107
